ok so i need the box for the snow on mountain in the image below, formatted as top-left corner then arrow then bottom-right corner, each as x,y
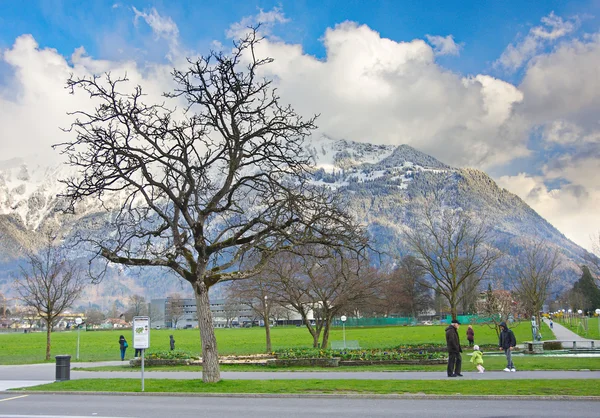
0,136 -> 590,307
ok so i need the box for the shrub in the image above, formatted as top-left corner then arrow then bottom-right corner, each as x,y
543,341 -> 563,350
145,350 -> 195,360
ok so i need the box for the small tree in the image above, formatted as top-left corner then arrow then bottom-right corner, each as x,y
165,294 -> 185,329
14,234 -> 84,360
404,202 -> 502,320
477,283 -> 523,337
84,308 -> 105,329
511,239 -> 561,327
228,278 -> 273,352
383,256 -> 432,318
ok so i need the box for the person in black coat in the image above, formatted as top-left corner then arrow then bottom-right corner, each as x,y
498,321 -> 517,372
170,335 -> 175,350
445,319 -> 463,377
118,335 -> 128,361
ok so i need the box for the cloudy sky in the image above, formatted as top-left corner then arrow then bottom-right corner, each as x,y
1,0 -> 599,252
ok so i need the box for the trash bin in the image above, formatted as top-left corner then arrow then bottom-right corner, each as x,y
55,355 -> 71,381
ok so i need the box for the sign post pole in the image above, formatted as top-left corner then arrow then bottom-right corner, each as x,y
132,316 -> 150,392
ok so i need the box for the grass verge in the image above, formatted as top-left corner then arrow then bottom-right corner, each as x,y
18,378 -> 600,396
74,356 -> 600,372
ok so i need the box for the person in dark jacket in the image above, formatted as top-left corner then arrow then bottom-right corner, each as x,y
445,319 -> 463,377
118,335 -> 128,361
169,335 -> 175,351
466,325 -> 475,347
498,321 -> 517,372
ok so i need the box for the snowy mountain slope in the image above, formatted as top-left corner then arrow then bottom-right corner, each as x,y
0,136 -> 589,307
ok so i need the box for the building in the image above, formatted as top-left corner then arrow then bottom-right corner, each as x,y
150,297 -> 255,329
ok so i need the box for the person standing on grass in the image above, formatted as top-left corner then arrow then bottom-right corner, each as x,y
498,321 -> 517,372
445,319 -> 463,377
118,335 -> 128,361
470,344 -> 485,373
466,325 -> 475,347
170,335 -> 176,351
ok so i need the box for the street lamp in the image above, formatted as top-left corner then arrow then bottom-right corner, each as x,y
340,315 -> 347,349
75,317 -> 83,360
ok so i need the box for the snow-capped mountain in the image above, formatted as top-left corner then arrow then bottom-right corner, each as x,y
0,136 -> 589,307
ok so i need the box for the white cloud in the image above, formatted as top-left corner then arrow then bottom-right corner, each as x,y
247,22 -> 525,168
226,7 -> 290,39
0,35 -> 176,165
132,7 -> 179,42
497,12 -> 580,71
496,30 -> 600,251
425,34 -> 461,56
497,172 -> 599,252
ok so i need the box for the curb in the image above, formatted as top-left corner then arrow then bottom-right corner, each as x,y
3,390 -> 600,401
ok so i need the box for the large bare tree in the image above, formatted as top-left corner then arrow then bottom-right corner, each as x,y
403,202 -> 502,320
510,239 -> 561,327
58,29 -> 365,382
381,256 -> 432,318
14,234 -> 84,360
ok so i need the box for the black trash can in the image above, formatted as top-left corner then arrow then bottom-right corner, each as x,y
55,355 -> 71,381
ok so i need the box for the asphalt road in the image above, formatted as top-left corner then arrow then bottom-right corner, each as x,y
0,394 -> 599,418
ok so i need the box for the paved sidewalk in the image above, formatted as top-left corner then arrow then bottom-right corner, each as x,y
544,318 -> 600,348
1,361 -> 600,391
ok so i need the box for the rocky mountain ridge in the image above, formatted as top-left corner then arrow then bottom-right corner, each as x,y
0,136 -> 588,308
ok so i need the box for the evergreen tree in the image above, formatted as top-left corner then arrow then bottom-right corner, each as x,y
571,266 -> 600,312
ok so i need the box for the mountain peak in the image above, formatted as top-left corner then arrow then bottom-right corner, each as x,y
375,144 -> 452,170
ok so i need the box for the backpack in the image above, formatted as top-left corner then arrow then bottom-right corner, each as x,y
124,340 -> 128,348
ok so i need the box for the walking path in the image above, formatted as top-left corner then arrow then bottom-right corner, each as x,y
1,361 -> 599,391
543,318 -> 600,348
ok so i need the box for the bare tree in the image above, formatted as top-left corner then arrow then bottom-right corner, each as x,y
477,283 -> 523,337
403,202 -> 502,320
511,239 -> 561,327
84,308 -> 105,329
14,233 -> 84,360
58,29 -> 366,382
228,278 -> 273,352
165,294 -> 185,329
266,247 -> 378,349
384,256 -> 432,318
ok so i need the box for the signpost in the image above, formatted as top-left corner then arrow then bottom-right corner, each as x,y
75,317 -> 83,360
132,316 -> 150,392
341,315 -> 347,349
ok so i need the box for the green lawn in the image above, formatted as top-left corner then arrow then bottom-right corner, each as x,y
557,317 -> 600,340
19,378 -> 600,396
76,355 -> 600,372
0,322 -> 553,365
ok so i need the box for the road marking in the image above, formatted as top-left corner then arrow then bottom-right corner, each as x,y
0,416 -> 135,418
0,395 -> 29,402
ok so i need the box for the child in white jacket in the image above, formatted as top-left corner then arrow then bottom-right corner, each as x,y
470,345 -> 485,373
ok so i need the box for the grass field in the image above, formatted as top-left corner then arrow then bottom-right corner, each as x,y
20,378 -> 600,396
557,317 -> 600,340
0,321 -> 553,365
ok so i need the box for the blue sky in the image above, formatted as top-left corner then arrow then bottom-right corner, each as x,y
1,1 -> 600,250
1,0 -> 597,77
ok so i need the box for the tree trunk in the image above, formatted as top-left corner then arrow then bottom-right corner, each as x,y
45,319 -> 51,361
450,293 -> 458,321
194,281 -> 220,383
321,318 -> 331,349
